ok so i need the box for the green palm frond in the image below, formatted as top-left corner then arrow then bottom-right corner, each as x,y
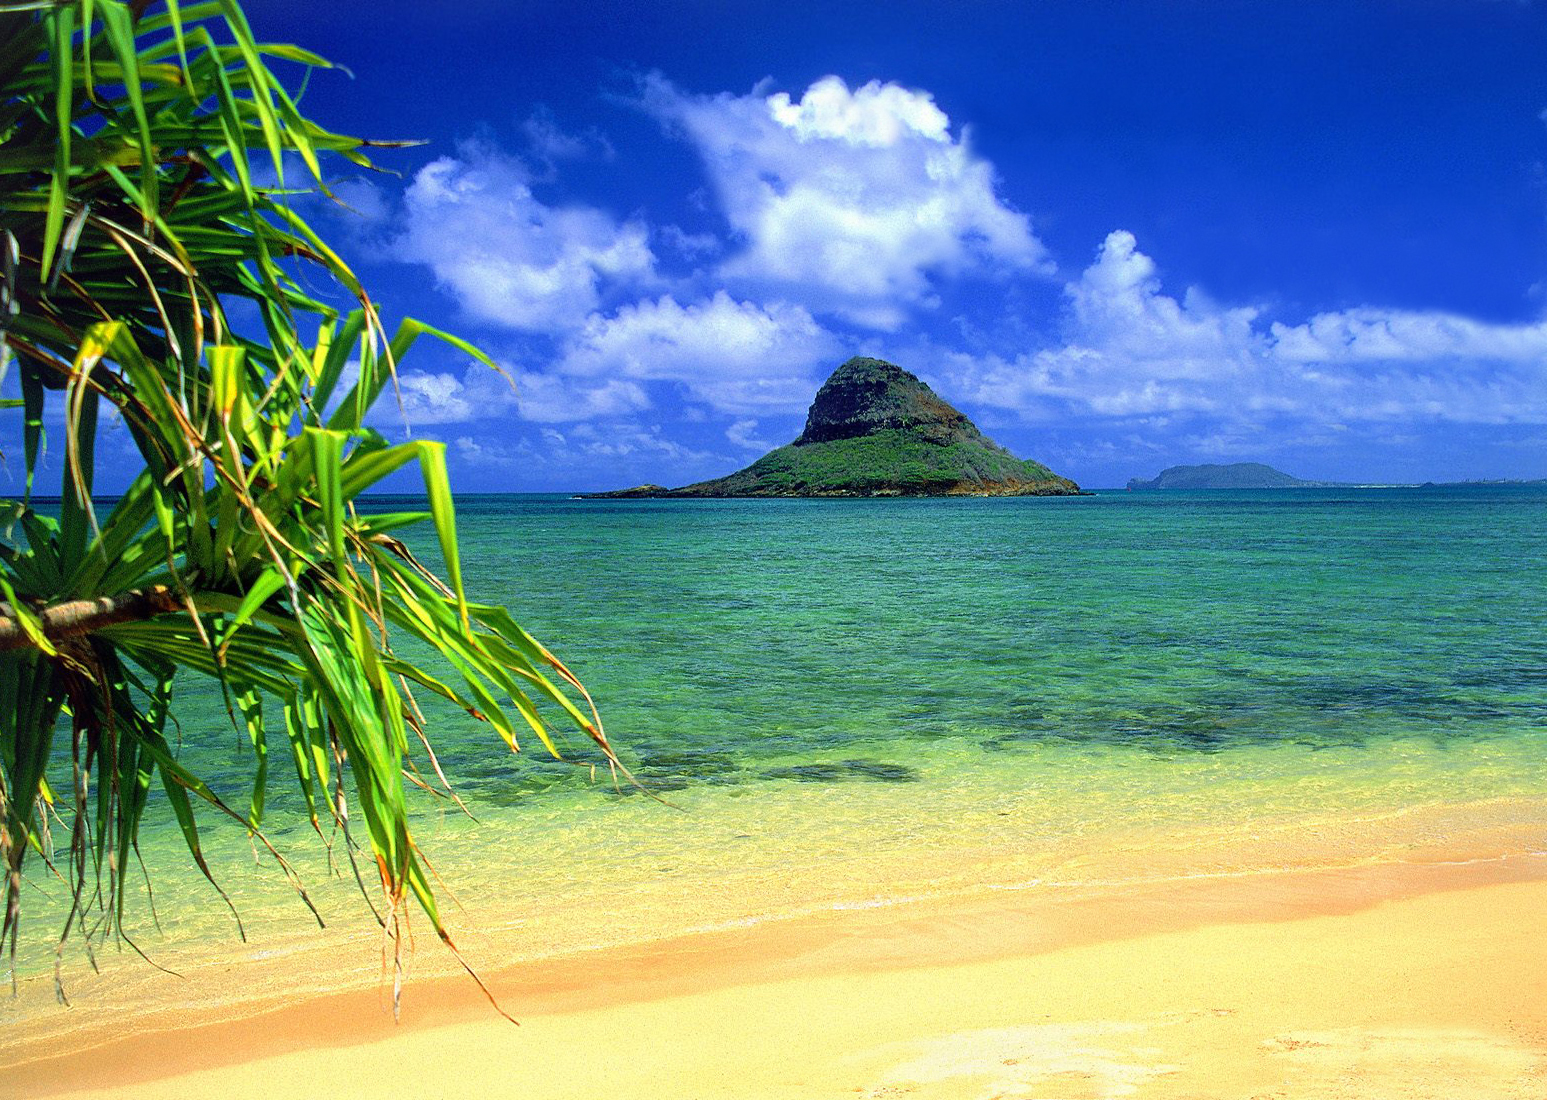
0,0 -> 615,1010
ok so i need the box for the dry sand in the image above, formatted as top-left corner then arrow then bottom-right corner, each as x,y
4,853 -> 1546,1100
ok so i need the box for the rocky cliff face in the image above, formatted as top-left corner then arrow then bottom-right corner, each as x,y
796,357 -> 975,446
586,357 -> 1081,498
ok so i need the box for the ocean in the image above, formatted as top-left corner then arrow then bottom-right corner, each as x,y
8,485 -> 1547,999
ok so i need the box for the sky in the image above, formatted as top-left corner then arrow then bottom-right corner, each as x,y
23,0 -> 1547,491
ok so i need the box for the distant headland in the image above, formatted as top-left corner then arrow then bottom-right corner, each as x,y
1124,463 -> 1547,490
1126,463 -> 1328,490
584,357 -> 1082,498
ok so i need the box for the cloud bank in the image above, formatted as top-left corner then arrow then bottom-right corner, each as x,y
947,231 -> 1547,428
373,74 -> 1547,486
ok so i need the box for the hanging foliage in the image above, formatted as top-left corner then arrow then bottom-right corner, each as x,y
0,0 -> 615,1010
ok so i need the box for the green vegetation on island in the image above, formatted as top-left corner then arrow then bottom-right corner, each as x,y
591,357 -> 1081,498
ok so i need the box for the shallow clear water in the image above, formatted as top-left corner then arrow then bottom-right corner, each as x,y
12,486 -> 1547,979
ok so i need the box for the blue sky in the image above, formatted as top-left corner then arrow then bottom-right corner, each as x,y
24,0 -> 1547,492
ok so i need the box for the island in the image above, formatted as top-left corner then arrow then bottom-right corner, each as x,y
585,357 -> 1082,498
1126,462 -> 1324,490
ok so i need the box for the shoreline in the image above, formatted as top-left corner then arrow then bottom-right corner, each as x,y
5,846 -> 1547,1098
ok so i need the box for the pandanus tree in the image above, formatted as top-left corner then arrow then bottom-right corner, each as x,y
0,0 -> 614,1007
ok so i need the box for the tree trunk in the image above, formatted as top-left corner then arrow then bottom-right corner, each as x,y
0,585 -> 182,652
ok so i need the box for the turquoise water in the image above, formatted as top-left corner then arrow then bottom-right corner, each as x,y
471,486 -> 1547,778
11,486 -> 1547,984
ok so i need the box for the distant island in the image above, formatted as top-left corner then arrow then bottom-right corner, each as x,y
1126,462 -> 1328,490
586,357 -> 1082,498
1125,464 -> 1547,490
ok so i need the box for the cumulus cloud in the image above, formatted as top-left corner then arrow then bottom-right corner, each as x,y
397,144 -> 655,332
387,364 -> 647,427
556,290 -> 842,413
393,369 -> 507,425
384,289 -> 839,431
329,177 -> 390,223
1269,308 -> 1547,365
506,370 -> 651,423
453,435 -> 526,467
1063,231 -> 1263,374
520,107 -> 614,167
448,427 -> 711,476
452,423 -> 719,486
948,230 -> 1547,427
561,421 -> 719,464
643,74 -> 1047,328
725,418 -> 771,450
657,224 -> 721,259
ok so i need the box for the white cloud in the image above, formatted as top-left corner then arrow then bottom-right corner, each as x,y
396,145 -> 655,333
329,178 -> 389,222
767,79 -> 951,144
644,74 -> 1047,328
947,230 -> 1547,427
381,290 -> 836,430
1063,231 -> 1263,372
725,418 -> 771,450
562,421 -> 718,464
387,364 -> 647,427
506,370 -> 651,423
520,107 -> 613,166
658,224 -> 721,259
376,365 -> 524,427
448,418 -> 730,491
1269,308 -> 1547,364
393,370 -> 495,424
556,290 -> 842,414
453,435 -> 525,467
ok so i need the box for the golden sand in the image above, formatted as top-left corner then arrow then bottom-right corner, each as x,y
4,852 -> 1545,1100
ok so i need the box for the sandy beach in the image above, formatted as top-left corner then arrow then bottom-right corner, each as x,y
4,849 -> 1545,1100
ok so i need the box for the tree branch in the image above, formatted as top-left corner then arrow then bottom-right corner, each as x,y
0,585 -> 182,653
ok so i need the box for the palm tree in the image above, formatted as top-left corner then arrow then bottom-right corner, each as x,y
0,0 -> 615,1011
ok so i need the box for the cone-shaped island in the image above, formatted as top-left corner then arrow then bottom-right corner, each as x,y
585,357 -> 1082,498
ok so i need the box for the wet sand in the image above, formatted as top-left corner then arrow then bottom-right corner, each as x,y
4,852 -> 1546,1100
